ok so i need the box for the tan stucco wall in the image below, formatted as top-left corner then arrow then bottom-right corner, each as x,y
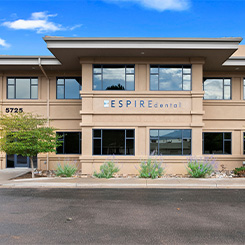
80,57 -> 204,175
0,71 -> 81,171
0,58 -> 245,175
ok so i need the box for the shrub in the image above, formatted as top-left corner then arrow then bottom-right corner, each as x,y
93,161 -> 120,179
233,166 -> 245,177
55,164 -> 77,177
139,156 -> 164,179
187,156 -> 218,178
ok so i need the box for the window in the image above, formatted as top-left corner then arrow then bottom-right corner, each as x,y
243,79 -> 245,99
150,129 -> 191,155
93,129 -> 135,155
57,77 -> 81,99
7,77 -> 38,99
244,133 -> 245,154
150,65 -> 191,91
203,132 -> 231,154
203,78 -> 231,100
93,65 -> 135,90
56,132 -> 81,154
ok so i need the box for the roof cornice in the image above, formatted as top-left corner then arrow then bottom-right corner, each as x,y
0,56 -> 61,65
223,56 -> 245,66
43,37 -> 243,50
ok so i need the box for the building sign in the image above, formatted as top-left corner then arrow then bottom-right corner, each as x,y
103,99 -> 182,109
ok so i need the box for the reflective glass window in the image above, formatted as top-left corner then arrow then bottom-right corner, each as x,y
150,65 -> 191,91
243,79 -> 245,100
93,65 -> 135,91
150,129 -> 191,155
7,77 -> 38,99
56,77 -> 81,99
93,129 -> 135,155
203,78 -> 231,100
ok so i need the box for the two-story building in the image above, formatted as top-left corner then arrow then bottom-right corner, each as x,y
0,37 -> 245,174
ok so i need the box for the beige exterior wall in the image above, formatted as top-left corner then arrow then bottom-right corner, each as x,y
0,71 -> 81,171
1,56 -> 245,174
80,57 -> 204,175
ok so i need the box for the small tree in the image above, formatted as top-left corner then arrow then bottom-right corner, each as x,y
0,112 -> 60,178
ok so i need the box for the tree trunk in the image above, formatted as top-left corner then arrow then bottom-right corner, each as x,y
30,157 -> 35,178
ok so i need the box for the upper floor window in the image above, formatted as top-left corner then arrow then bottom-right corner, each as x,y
150,65 -> 191,91
7,77 -> 38,99
57,77 -> 81,99
243,79 -> 245,99
203,78 -> 231,100
56,132 -> 81,154
93,65 -> 135,90
150,129 -> 191,155
203,132 -> 231,154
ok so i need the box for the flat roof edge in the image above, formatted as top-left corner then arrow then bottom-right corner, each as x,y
0,56 -> 61,66
43,36 -> 243,42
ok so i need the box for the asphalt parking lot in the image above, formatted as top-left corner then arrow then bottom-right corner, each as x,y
0,188 -> 244,244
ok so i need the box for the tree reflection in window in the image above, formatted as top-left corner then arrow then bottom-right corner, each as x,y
93,65 -> 134,91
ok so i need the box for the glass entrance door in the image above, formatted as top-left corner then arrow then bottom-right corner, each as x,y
15,155 -> 29,167
7,155 -> 37,168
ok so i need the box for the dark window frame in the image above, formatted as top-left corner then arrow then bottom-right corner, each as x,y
7,77 -> 38,99
149,129 -> 192,156
150,65 -> 192,91
203,132 -> 232,155
243,79 -> 245,100
56,132 -> 81,155
92,129 -> 135,155
243,132 -> 245,155
203,77 -> 232,100
92,65 -> 135,91
56,77 -> 82,99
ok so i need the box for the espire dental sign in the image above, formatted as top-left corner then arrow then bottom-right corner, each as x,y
104,99 -> 182,109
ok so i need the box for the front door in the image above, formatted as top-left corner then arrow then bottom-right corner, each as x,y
6,155 -> 37,168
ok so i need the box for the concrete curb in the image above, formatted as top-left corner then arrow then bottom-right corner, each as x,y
1,177 -> 245,189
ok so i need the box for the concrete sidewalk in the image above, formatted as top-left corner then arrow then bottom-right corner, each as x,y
0,168 -> 31,182
1,176 -> 245,189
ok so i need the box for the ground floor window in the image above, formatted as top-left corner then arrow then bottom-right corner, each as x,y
7,155 -> 37,168
203,132 -> 231,154
93,129 -> 135,155
243,132 -> 245,154
56,132 -> 81,154
150,129 -> 191,155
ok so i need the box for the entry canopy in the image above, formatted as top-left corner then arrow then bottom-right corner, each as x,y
43,36 -> 243,71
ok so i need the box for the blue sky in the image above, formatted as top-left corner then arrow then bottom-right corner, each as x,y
0,0 -> 245,55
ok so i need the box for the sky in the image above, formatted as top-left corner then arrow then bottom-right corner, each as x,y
0,0 -> 245,56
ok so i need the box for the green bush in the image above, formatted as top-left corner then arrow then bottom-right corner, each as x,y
187,156 -> 217,178
55,164 -> 77,177
233,166 -> 245,176
139,157 -> 164,179
93,161 -> 120,179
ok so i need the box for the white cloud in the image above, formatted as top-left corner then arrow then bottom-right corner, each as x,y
2,11 -> 63,33
70,24 -> 83,31
0,38 -> 10,48
104,0 -> 190,11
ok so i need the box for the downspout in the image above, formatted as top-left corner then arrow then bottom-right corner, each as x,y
38,58 -> 50,171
